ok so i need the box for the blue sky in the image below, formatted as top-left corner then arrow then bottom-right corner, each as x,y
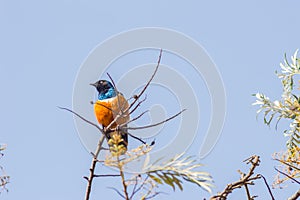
1,1 -> 300,199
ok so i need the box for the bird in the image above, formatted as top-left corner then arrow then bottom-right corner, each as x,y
90,80 -> 130,153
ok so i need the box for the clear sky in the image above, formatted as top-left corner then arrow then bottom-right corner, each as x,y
1,1 -> 300,199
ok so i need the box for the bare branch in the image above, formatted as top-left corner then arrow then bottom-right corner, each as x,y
129,176 -> 139,199
124,110 -> 149,126
126,109 -> 186,130
84,135 -> 106,200
107,72 -> 117,90
128,49 -> 162,111
106,73 -> 129,119
274,158 -> 300,171
107,187 -> 126,199
210,155 -> 261,200
259,174 -> 275,200
130,175 -> 149,199
288,189 -> 300,200
58,106 -> 103,134
274,167 -> 300,185
129,95 -> 147,116
94,174 -> 121,178
128,133 -> 147,145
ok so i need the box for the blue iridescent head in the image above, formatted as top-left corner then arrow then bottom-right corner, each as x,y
90,80 -> 117,100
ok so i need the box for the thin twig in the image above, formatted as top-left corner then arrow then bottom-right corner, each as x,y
118,110 -> 148,144
129,95 -> 147,115
107,187 -> 126,199
101,49 -> 162,137
123,110 -> 149,126
259,174 -> 275,200
274,158 -> 300,171
58,106 -> 106,200
129,176 -> 139,200
58,106 -> 103,134
274,167 -> 300,184
127,133 -> 146,144
107,73 -> 117,89
94,174 -> 121,178
131,175 -> 149,198
128,49 -> 162,111
126,109 -> 186,130
107,72 -> 128,118
210,155 -> 261,200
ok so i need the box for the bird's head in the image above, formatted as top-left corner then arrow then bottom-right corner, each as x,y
90,80 -> 117,100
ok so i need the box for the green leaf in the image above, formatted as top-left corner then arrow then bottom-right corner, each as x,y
156,173 -> 175,191
148,174 -> 162,184
171,174 -> 183,191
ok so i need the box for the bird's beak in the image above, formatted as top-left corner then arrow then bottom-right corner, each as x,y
90,82 -> 97,87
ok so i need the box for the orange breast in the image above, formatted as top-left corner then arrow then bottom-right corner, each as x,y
94,94 -> 130,128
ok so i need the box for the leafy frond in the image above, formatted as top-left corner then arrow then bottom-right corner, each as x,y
254,50 -> 300,188
253,49 -> 300,149
144,153 -> 213,193
104,140 -> 213,199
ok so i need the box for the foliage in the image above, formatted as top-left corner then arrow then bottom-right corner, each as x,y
253,50 -> 300,187
273,146 -> 300,188
145,153 -> 213,193
104,135 -> 213,199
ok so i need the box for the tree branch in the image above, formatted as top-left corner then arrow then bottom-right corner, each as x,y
126,109 -> 186,130
210,155 -> 261,200
58,106 -> 103,134
288,189 -> 300,200
107,187 -> 126,199
274,167 -> 300,185
128,49 -> 162,111
84,135 -> 105,200
94,174 -> 121,178
259,174 -> 275,200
